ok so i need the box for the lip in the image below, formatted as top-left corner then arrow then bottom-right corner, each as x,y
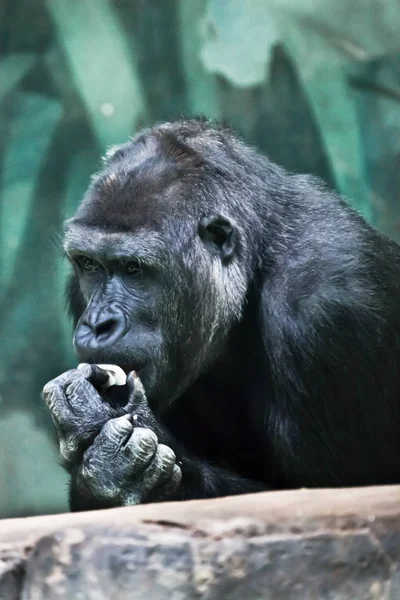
120,362 -> 146,377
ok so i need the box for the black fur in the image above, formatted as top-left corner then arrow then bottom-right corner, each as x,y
60,118 -> 400,508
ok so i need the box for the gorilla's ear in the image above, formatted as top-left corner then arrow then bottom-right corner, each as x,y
198,215 -> 237,261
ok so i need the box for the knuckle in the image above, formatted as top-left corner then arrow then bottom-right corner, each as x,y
43,369 -> 77,395
133,427 -> 158,448
171,464 -> 182,485
59,437 -> 77,463
66,377 -> 86,396
43,390 -> 61,414
126,429 -> 157,462
76,363 -> 91,374
158,444 -> 176,464
66,379 -> 100,410
103,416 -> 133,438
42,381 -> 57,398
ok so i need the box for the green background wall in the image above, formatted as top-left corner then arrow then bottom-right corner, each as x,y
1,0 -> 400,518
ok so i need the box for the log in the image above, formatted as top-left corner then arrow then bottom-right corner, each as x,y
0,486 -> 400,599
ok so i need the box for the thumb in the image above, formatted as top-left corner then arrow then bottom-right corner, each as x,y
126,371 -> 147,408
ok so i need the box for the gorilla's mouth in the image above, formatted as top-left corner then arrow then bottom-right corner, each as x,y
121,363 -> 147,378
80,362 -> 146,405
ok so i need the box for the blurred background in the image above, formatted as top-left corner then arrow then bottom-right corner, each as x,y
1,0 -> 400,518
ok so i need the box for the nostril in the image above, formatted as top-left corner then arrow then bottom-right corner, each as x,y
94,318 -> 118,338
75,309 -> 128,352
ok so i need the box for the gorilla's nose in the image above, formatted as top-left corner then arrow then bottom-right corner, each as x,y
74,307 -> 128,353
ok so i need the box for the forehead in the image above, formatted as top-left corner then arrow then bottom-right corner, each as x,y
64,223 -> 164,253
73,133 -> 204,233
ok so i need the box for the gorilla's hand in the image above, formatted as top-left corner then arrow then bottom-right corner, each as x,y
73,415 -> 182,507
44,366 -> 182,507
42,364 -> 143,469
44,366 -> 266,509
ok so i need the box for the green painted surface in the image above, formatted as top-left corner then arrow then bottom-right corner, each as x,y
1,0 -> 400,517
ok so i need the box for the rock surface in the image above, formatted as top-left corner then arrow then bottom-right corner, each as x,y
0,486 -> 400,599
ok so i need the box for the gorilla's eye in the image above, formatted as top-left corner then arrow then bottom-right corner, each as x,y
124,260 -> 142,275
79,256 -> 100,272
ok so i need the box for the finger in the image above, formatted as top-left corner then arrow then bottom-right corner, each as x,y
42,368 -> 108,462
141,444 -> 177,493
60,364 -> 110,416
96,415 -> 134,450
126,371 -> 147,409
122,427 -> 158,471
77,363 -> 109,388
64,377 -> 106,414
156,464 -> 182,500
79,423 -> 158,503
42,369 -> 81,407
80,416 -> 135,480
42,365 -> 107,409
42,371 -> 79,426
59,433 -> 81,466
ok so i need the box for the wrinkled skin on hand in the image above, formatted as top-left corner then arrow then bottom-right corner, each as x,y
42,365 -> 182,507
76,415 -> 182,506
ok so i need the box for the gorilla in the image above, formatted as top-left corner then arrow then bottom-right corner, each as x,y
43,118 -> 400,511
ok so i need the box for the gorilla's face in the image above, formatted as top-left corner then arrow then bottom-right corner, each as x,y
65,221 -> 167,404
64,146 -> 246,409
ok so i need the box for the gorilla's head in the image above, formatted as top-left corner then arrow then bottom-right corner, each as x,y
64,120 -> 268,408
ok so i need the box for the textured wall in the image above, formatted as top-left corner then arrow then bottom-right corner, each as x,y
1,0 -> 400,518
